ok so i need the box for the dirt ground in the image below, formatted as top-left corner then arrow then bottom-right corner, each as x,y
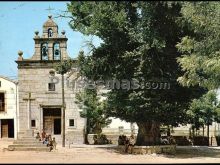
1,140 -> 220,164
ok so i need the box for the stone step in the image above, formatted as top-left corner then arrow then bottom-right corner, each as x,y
8,137 -> 50,151
8,146 -> 50,152
19,137 -> 36,139
9,144 -> 46,148
15,139 -> 40,142
13,141 -> 43,144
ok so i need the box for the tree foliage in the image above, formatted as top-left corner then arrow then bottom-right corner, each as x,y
187,90 -> 220,137
75,88 -> 111,134
67,1 -> 205,145
55,59 -> 74,75
177,2 -> 220,90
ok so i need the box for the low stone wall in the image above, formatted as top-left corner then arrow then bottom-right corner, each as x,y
118,145 -> 176,155
66,131 -> 84,144
87,134 -> 135,145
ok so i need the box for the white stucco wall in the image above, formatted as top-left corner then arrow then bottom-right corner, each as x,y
98,89 -> 138,134
106,117 -> 137,129
0,76 -> 19,139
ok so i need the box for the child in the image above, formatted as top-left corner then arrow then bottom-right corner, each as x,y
35,132 -> 41,141
47,136 -> 54,151
43,135 -> 49,145
41,129 -> 46,141
52,137 -> 57,150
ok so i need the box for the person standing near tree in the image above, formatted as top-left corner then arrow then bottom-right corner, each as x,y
124,136 -> 129,153
128,134 -> 135,154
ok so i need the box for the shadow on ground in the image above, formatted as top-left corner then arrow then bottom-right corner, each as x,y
168,146 -> 220,159
87,145 -> 220,158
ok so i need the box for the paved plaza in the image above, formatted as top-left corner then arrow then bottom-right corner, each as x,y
0,140 -> 220,164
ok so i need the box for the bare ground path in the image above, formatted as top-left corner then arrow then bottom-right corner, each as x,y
1,140 -> 220,163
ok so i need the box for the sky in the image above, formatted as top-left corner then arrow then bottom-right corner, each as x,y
0,1 -> 101,79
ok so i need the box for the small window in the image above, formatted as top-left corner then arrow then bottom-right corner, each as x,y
69,119 -> 74,127
31,120 -> 36,127
48,83 -> 55,91
0,93 -> 5,112
48,28 -> 53,37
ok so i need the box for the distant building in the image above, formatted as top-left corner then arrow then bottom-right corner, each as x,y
0,76 -> 18,139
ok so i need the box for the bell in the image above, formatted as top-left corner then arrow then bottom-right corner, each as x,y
55,49 -> 59,55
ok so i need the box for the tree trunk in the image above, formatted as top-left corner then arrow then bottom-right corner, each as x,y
192,127 -> 195,138
207,124 -> 209,138
136,121 -> 160,146
202,125 -> 204,137
84,127 -> 89,144
167,125 -> 171,137
207,123 -> 210,146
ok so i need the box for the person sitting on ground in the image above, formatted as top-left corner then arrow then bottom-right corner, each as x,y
160,137 -> 169,145
168,135 -> 176,145
93,135 -> 98,144
43,135 -> 49,145
121,135 -> 127,145
128,134 -> 135,154
124,136 -> 130,153
118,135 -> 123,145
35,132 -> 41,141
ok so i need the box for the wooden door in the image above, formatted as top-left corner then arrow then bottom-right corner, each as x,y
44,117 -> 52,135
1,124 -> 8,138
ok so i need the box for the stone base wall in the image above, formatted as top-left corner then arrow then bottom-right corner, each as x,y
66,130 -> 84,145
118,145 -> 176,155
18,130 -> 35,138
87,133 -> 136,145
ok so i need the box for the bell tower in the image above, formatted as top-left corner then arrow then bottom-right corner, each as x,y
29,15 -> 69,61
42,15 -> 58,38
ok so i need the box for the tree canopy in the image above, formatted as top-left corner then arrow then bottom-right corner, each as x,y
177,2 -> 220,90
67,1 -> 205,145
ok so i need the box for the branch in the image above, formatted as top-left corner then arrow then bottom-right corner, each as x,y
54,13 -> 74,19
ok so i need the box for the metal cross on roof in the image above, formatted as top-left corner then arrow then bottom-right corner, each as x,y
45,6 -> 55,14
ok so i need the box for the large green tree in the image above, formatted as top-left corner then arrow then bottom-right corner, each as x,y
177,2 -> 220,90
67,1 -> 205,145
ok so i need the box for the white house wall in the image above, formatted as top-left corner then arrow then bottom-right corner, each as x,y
0,77 -> 18,139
